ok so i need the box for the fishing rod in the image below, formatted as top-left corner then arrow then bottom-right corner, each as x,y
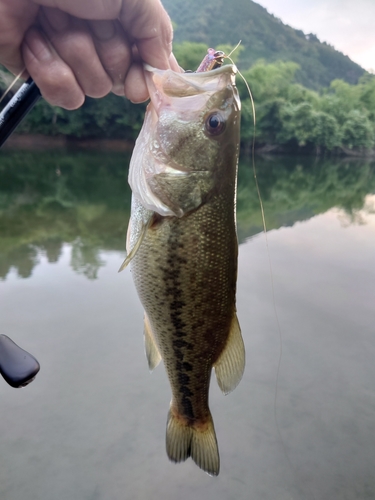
0,77 -> 41,148
0,78 -> 42,385
0,334 -> 40,388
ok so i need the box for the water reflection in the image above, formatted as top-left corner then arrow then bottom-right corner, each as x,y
1,150 -> 375,499
0,150 -> 131,280
236,155 -> 375,240
1,151 -> 374,280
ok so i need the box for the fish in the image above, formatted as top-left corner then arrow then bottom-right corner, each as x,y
120,60 -> 245,476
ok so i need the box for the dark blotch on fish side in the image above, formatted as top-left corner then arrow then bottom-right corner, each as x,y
166,287 -> 182,298
182,396 -> 195,420
180,385 -> 193,397
174,349 -> 184,361
173,339 -> 191,349
174,330 -> 186,338
178,373 -> 190,385
176,361 -> 193,372
0,335 -> 40,388
170,300 -> 185,310
171,316 -> 186,332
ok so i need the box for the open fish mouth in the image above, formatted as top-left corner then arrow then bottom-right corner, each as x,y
144,63 -> 238,105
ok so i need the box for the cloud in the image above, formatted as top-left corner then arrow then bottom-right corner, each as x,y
257,0 -> 375,71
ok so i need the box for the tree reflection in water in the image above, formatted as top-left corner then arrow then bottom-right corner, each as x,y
0,150 -> 374,280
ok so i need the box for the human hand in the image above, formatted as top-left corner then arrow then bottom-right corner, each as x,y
0,0 -> 179,109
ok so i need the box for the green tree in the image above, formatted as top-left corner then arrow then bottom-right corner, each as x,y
310,111 -> 341,150
277,102 -> 315,147
341,110 -> 375,150
17,94 -> 146,139
240,60 -> 299,102
173,42 -> 208,71
2,50 -> 374,154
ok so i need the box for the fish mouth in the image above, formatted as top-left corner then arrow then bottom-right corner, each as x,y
143,64 -> 238,117
128,63 -> 240,218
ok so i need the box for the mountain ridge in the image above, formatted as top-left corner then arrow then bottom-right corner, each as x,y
162,0 -> 365,89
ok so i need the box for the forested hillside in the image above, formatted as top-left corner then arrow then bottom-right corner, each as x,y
162,0 -> 365,89
1,0 -> 374,155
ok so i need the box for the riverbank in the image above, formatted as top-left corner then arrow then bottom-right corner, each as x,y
253,143 -> 375,158
2,134 -> 375,157
1,134 -> 135,152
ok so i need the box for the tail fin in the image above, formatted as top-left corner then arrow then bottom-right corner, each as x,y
166,409 -> 220,476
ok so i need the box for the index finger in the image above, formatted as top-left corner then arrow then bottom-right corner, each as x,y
32,0 -> 123,20
34,0 -> 175,70
118,0 -> 173,70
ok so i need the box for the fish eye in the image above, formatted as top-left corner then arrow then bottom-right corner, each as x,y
205,112 -> 225,136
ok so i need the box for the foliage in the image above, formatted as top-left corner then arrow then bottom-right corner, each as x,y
0,151 -> 132,279
237,60 -> 375,153
173,42 -> 208,71
1,151 -> 374,280
236,154 -> 375,239
341,111 -> 375,150
15,93 -> 146,139
163,0 -> 365,90
1,35 -> 374,154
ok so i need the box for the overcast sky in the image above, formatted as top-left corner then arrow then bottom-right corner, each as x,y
256,0 -> 375,72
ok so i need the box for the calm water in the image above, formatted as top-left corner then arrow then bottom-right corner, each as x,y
0,151 -> 374,500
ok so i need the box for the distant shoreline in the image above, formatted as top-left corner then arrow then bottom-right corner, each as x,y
1,134 -> 135,152
2,134 -> 374,157
254,143 -> 375,158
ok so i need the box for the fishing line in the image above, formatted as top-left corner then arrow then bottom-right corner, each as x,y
230,54 -> 317,500
0,68 -> 25,105
227,51 -> 284,429
227,52 -> 316,499
236,61 -> 284,439
226,40 -> 242,59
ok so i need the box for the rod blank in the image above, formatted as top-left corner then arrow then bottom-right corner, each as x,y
0,77 -> 41,148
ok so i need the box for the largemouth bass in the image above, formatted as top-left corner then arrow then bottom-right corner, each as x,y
121,62 -> 245,476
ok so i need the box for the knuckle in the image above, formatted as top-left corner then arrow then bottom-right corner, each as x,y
36,67 -> 84,109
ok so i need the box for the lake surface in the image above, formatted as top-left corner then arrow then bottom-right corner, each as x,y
0,151 -> 374,500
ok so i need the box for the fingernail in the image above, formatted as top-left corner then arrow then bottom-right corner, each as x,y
90,20 -> 116,41
112,82 -> 125,96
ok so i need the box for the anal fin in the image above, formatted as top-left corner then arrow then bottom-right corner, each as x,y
144,313 -> 161,371
214,313 -> 245,395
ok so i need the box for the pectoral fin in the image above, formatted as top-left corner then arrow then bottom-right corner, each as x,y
144,314 -> 162,371
118,198 -> 153,272
214,313 -> 245,395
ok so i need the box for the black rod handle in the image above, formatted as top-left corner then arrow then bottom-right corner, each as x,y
0,77 -> 41,148
0,334 -> 40,388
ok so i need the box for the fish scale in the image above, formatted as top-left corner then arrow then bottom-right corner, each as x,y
132,193 -> 237,421
122,62 -> 245,476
